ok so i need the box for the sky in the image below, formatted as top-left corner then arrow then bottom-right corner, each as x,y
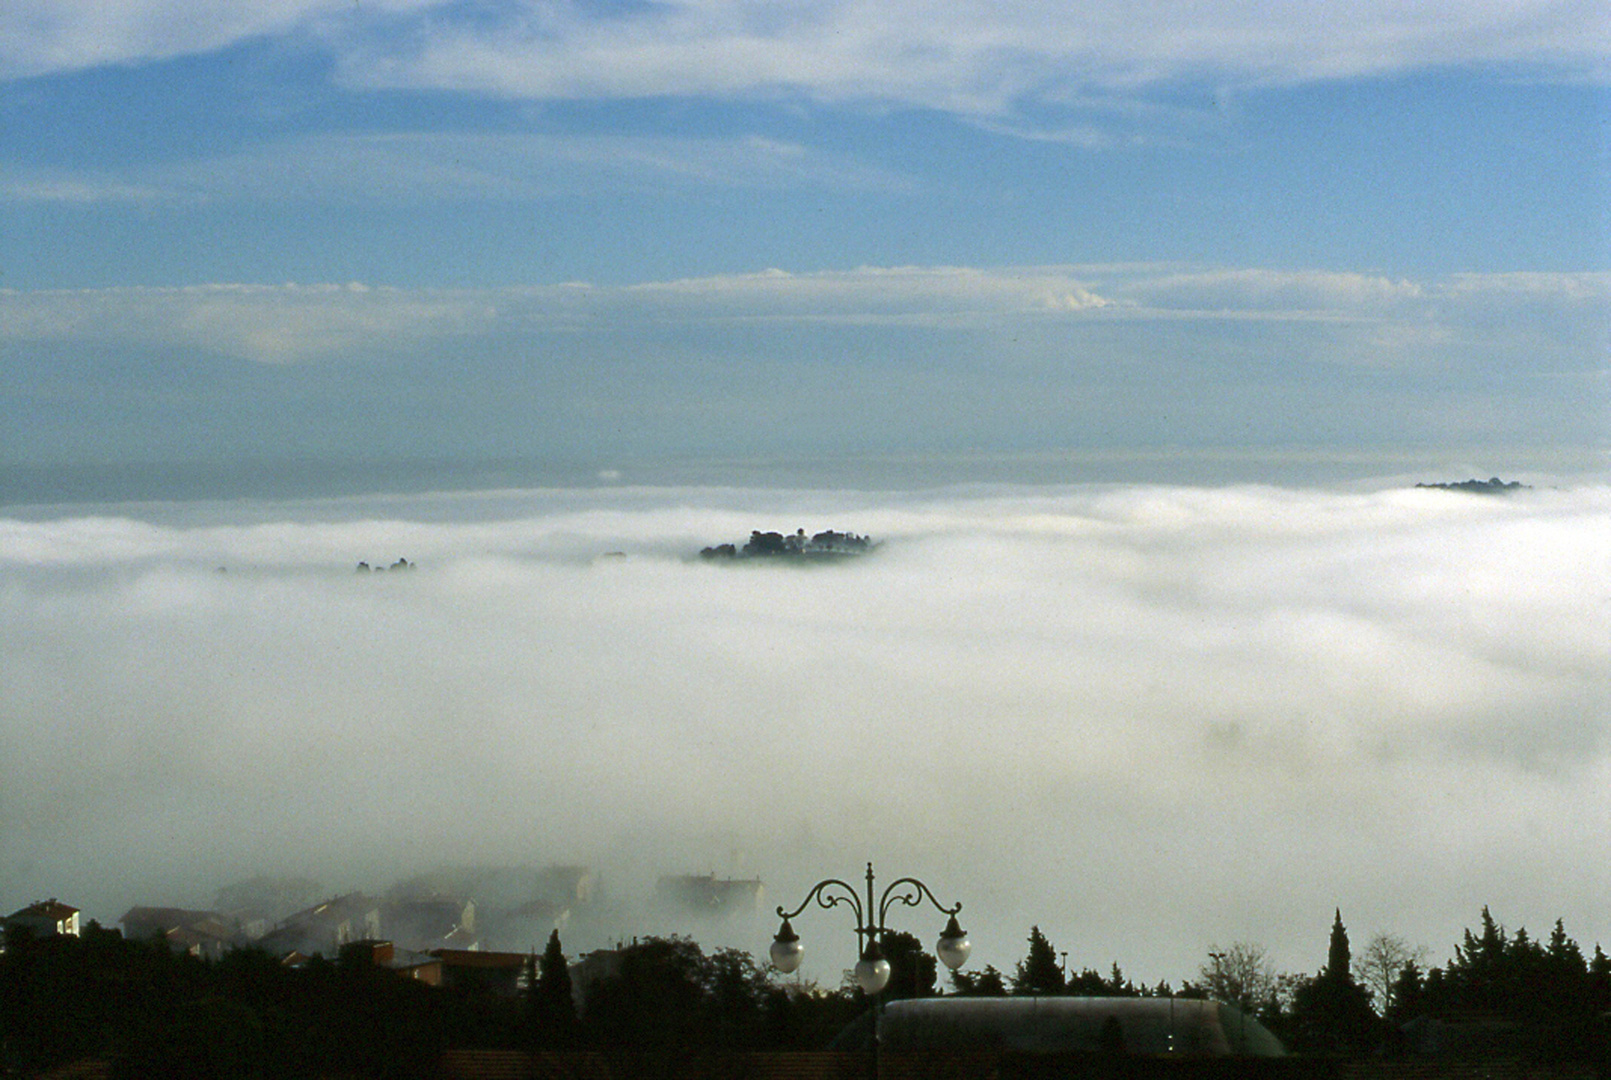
2,0 -> 1608,492
1,0 -> 1609,993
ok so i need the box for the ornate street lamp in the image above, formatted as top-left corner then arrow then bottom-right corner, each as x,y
769,862 -> 970,995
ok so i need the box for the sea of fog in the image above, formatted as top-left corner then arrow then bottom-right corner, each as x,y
2,479 -> 1607,986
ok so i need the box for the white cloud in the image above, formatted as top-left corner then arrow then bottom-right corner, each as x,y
3,266 -> 1603,364
0,170 -> 169,204
6,1 -> 1606,107
1440,271 -> 1611,306
0,0 -> 429,79
0,132 -> 911,209
1,482 -> 1606,980
1124,269 -> 1428,314
333,1 -> 1611,109
0,282 -> 499,363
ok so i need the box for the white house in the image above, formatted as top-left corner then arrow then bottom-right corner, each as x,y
5,899 -> 81,941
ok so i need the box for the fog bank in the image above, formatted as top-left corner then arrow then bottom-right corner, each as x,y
2,481 -> 1606,982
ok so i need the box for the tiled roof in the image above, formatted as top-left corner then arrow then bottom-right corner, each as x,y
10,899 -> 79,920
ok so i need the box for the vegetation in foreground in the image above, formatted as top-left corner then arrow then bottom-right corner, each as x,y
1,908 -> 1606,1077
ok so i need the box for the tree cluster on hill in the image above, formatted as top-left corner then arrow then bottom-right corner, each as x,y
700,529 -> 873,560
355,557 -> 415,572
1414,477 -> 1529,494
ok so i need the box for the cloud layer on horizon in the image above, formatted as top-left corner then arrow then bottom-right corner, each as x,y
6,267 -> 1606,364
6,265 -> 1604,478
2,482 -> 1606,980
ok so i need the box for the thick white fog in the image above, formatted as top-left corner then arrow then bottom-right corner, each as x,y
2,481 -> 1607,984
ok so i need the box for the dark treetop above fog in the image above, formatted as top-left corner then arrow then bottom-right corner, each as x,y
700,529 -> 875,561
1414,477 -> 1531,494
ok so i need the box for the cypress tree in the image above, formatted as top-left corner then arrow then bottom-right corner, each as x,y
530,929 -> 576,1046
1291,909 -> 1378,1053
1327,909 -> 1351,981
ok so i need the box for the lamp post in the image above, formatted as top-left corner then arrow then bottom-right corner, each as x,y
769,862 -> 970,996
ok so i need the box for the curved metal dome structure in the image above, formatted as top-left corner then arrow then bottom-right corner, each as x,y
831,996 -> 1286,1057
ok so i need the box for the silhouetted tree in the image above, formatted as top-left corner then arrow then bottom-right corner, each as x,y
580,936 -> 710,1049
706,947 -> 770,1047
1011,926 -> 1065,996
1067,962 -> 1140,997
1195,941 -> 1280,1015
1359,932 -> 1423,1014
950,964 -> 1008,996
1289,910 -> 1378,1053
879,931 -> 937,1000
529,929 -> 576,1046
1385,958 -> 1425,1024
1389,910 -> 1606,1064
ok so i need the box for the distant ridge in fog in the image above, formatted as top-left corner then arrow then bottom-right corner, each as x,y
1414,477 -> 1530,494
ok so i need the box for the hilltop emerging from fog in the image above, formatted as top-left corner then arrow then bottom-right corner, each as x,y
1414,477 -> 1530,494
700,529 -> 875,560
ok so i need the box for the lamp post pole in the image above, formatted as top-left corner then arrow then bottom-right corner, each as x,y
769,861 -> 970,1058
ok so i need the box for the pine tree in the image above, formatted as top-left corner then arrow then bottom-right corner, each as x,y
1011,926 -> 1065,996
1386,959 -> 1424,1024
951,964 -> 1008,996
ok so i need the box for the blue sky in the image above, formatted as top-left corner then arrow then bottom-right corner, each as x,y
3,1 -> 1609,496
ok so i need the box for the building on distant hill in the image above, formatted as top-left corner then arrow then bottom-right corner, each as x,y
120,907 -> 239,960
257,893 -> 382,958
488,897 -> 570,952
383,897 -> 477,952
654,873 -> 764,917
343,939 -> 443,985
534,865 -> 599,907
212,875 -> 325,929
4,899 -> 81,943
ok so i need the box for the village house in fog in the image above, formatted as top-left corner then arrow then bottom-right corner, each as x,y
254,893 -> 383,958
654,873 -> 764,917
383,896 -> 478,952
344,939 -> 444,985
4,899 -> 81,942
120,907 -> 240,960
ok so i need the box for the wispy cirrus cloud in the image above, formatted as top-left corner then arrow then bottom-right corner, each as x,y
0,131 -> 911,208
0,0 -> 424,80
340,0 -> 1611,111
6,1 -> 1607,107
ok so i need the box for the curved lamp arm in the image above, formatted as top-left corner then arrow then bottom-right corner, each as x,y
775,876 -> 866,929
771,877 -> 864,975
879,875 -> 971,972
877,876 -> 962,926
771,863 -> 971,982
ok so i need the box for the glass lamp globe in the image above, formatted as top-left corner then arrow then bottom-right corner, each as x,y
935,915 -> 972,971
854,946 -> 891,995
769,919 -> 803,974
